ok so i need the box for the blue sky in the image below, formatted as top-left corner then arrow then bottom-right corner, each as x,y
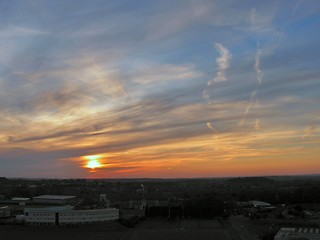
0,0 -> 319,178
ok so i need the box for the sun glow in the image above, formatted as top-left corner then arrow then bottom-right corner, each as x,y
85,155 -> 103,169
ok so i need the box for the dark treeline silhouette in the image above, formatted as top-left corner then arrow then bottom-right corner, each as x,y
145,194 -> 225,219
1,176 -> 320,209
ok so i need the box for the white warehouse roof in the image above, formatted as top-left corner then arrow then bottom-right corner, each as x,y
33,195 -> 76,200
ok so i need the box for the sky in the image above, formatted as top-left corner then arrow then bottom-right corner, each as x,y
0,0 -> 320,178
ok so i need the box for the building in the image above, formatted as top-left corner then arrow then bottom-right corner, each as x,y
33,195 -> 76,205
274,228 -> 320,240
24,206 -> 119,225
59,208 -> 119,225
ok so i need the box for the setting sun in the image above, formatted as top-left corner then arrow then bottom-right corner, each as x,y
85,155 -> 103,169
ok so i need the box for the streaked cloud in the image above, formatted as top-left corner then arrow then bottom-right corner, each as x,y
0,25 -> 48,37
303,125 -> 317,138
131,64 -> 202,84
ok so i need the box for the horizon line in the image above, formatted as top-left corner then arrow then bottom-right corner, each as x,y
3,173 -> 320,181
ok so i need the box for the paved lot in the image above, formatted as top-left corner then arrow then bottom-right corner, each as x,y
228,215 -> 264,240
0,218 -> 250,240
131,229 -> 234,240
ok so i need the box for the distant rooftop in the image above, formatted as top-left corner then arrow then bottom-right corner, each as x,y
250,200 -> 271,207
25,205 -> 74,212
33,195 -> 76,200
11,197 -> 30,201
238,200 -> 272,208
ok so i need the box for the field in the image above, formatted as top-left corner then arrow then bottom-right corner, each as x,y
0,219 -> 244,240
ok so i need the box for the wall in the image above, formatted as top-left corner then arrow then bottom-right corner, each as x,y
25,212 -> 56,224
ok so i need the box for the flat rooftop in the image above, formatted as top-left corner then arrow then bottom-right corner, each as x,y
12,197 -> 31,201
33,195 -> 76,200
250,200 -> 271,206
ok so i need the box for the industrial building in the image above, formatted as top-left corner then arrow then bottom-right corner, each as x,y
33,195 -> 76,205
24,206 -> 119,225
274,228 -> 320,240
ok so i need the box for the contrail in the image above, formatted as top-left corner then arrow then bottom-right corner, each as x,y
255,119 -> 260,131
238,90 -> 257,128
278,0 -> 302,41
303,125 -> 317,138
255,48 -> 263,85
204,43 -> 232,132
208,43 -> 232,86
204,43 -> 231,102
250,8 -> 257,31
240,39 -> 264,129
246,90 -> 257,114
291,0 -> 302,18
207,122 -> 218,132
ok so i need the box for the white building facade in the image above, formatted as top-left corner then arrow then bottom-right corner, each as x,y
24,206 -> 119,225
59,209 -> 119,224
